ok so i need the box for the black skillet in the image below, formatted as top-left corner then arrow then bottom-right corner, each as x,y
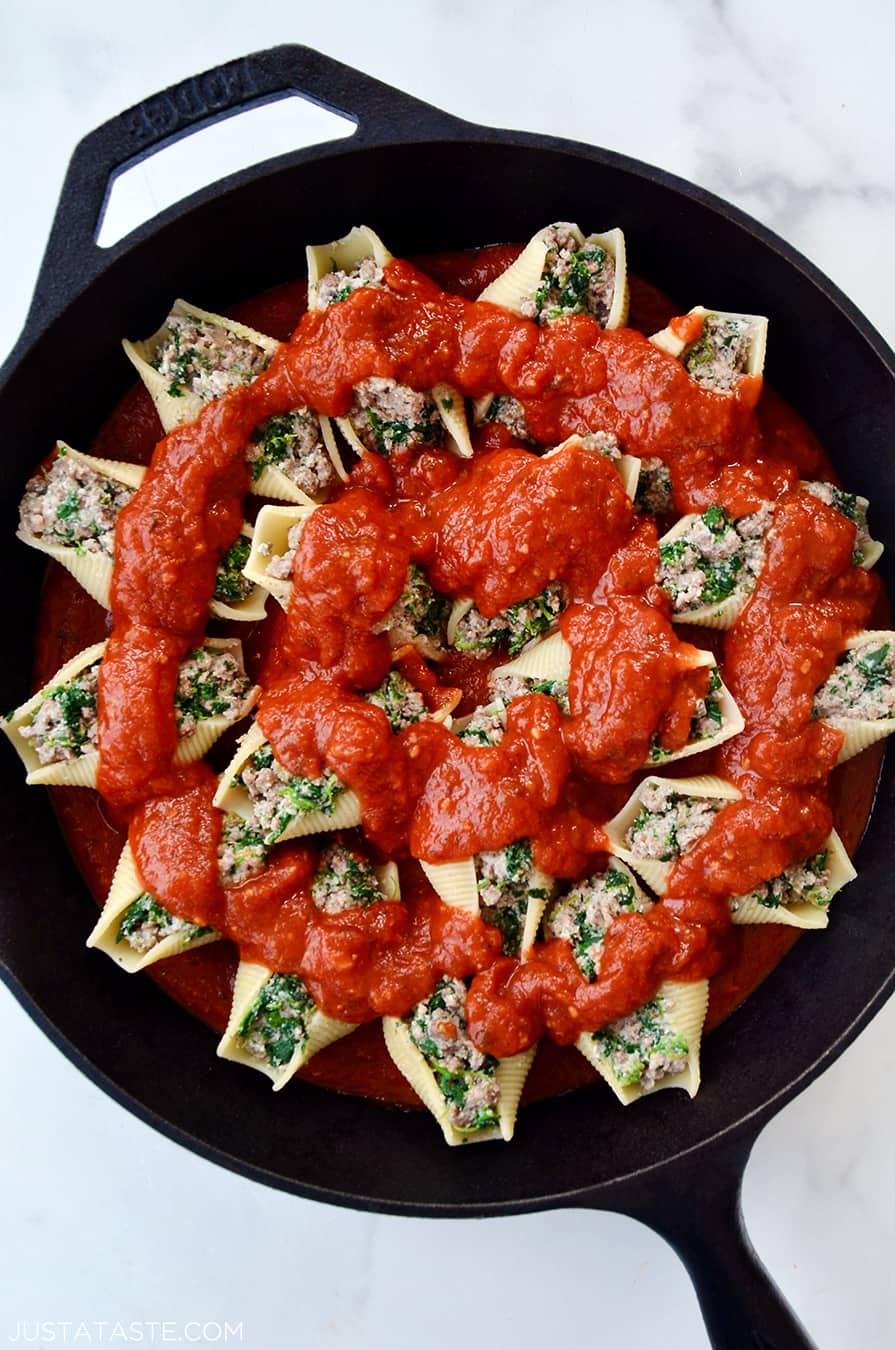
2,45 -> 893,1350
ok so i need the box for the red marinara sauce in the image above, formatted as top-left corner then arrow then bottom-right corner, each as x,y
32,246 -> 887,1109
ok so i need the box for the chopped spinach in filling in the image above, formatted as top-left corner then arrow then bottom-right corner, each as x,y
238,973 -> 315,1068
476,837 -> 549,957
490,671 -> 570,716
683,314 -> 753,392
649,666 -> 724,763
316,257 -> 385,308
453,582 -> 566,658
349,377 -> 443,457
375,564 -> 450,656
730,848 -> 831,912
312,842 -> 384,914
594,996 -> 689,1090
521,225 -> 617,326
804,480 -> 874,566
813,639 -> 895,723
20,663 -> 100,765
174,648 -> 253,738
626,781 -> 725,862
246,407 -> 336,498
213,535 -> 254,604
635,457 -> 674,515
408,976 -> 500,1132
365,670 -> 427,732
238,742 -> 346,845
658,503 -> 772,614
484,395 -> 532,442
152,313 -> 270,401
546,866 -> 650,981
116,892 -> 213,955
19,449 -> 134,558
457,702 -> 507,747
218,814 -> 268,886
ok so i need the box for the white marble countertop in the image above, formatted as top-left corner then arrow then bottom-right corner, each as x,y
2,3 -> 894,1347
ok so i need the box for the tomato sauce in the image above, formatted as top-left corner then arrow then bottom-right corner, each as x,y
29,245 -> 888,1109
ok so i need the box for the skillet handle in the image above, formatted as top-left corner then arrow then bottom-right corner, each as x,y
25,44 -> 466,343
607,1131 -> 818,1350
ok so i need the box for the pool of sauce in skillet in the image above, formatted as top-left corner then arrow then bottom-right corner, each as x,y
34,246 -> 887,1108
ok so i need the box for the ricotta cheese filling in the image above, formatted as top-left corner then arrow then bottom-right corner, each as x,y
659,503 -> 772,614
545,867 -> 651,981
311,842 -> 385,915
246,408 -> 337,497
452,581 -> 566,658
592,995 -> 690,1091
813,638 -> 895,722
683,314 -> 754,392
19,452 -> 134,558
408,976 -> 500,1132
626,782 -> 725,861
238,743 -> 346,845
521,225 -> 617,326
729,848 -> 832,913
152,312 -> 270,401
238,973 -> 316,1067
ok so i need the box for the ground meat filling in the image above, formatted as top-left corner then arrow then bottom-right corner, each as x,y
452,582 -> 566,659
521,225 -> 617,326
311,842 -> 384,915
238,973 -> 315,1067
347,377 -> 444,457
116,892 -> 213,955
649,667 -> 723,763
20,664 -> 99,764
635,457 -> 674,515
365,670 -> 427,732
408,976 -> 500,1131
813,638 -> 895,722
374,564 -> 450,657
489,671 -> 570,716
456,702 -> 507,747
475,838 -> 547,957
174,649 -> 254,738
217,814 -> 268,887
263,521 -> 307,582
213,535 -> 254,605
152,312 -> 271,402
315,257 -> 385,309
626,781 -> 725,862
238,742 -> 346,845
659,503 -> 772,614
484,395 -> 532,442
730,848 -> 832,914
592,996 -> 690,1091
19,453 -> 134,558
804,481 -> 873,565
246,408 -> 337,498
545,866 -> 651,981
683,314 -> 754,392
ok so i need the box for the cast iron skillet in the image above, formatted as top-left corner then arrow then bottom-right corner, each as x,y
2,44 -> 893,1350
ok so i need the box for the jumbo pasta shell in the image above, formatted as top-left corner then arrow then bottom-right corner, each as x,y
241,502 -> 317,609
542,433 -> 641,500
172,638 -> 259,766
381,1017 -> 536,1146
419,858 -> 479,914
800,480 -> 884,572
248,415 -> 349,502
814,630 -> 895,764
492,631 -> 572,684
477,223 -> 629,329
576,978 -> 709,1104
122,299 -> 279,433
658,513 -> 757,629
86,843 -> 220,973
217,961 -> 357,1090
16,444 -> 145,610
3,641 -> 106,786
646,660 -> 745,767
649,306 -> 768,380
730,829 -> 856,930
335,380 -> 473,466
208,523 -> 269,623
602,774 -> 742,895
305,225 -> 393,308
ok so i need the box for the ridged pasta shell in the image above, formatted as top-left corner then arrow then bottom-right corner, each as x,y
3,641 -> 106,786
450,700 -> 507,741
171,638 -> 259,766
374,861 -> 401,901
208,523 -> 269,623
305,225 -> 394,307
542,433 -> 641,501
16,443 -> 146,610
381,1016 -> 536,1146
649,306 -> 768,379
248,415 -> 349,501
418,858 -> 478,914
242,502 -> 317,610
86,842 -> 220,972
819,631 -> 895,765
217,960 -> 357,1090
334,380 -> 473,465
212,721 -> 362,841
658,513 -> 756,629
602,774 -> 742,895
445,597 -> 476,647
122,299 -> 279,433
730,828 -> 856,930
477,223 -> 629,329
576,978 -> 709,1104
471,394 -> 495,426
645,660 -> 745,767
519,883 -> 553,960
492,631 -> 572,684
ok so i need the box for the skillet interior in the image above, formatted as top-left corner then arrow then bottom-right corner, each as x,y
1,133 -> 894,1214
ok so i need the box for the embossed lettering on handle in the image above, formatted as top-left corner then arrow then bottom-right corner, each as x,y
121,57 -> 261,147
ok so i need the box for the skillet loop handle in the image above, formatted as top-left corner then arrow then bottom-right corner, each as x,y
605,1132 -> 818,1350
27,44 -> 466,342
